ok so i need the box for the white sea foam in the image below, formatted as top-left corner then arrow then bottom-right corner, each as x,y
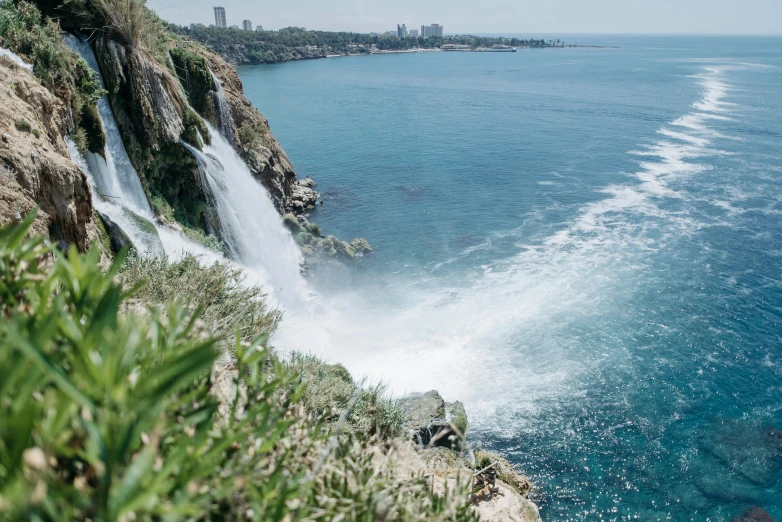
275,63 -> 747,432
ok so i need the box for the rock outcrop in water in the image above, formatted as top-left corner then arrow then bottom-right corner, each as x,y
399,390 -> 469,451
0,57 -> 96,250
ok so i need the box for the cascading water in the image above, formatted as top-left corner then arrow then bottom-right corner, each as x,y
65,35 -> 164,255
182,124 -> 312,311
65,36 -> 152,216
0,46 -> 33,73
210,72 -> 239,148
66,35 -> 313,322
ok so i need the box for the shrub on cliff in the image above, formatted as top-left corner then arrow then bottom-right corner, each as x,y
0,0 -> 105,152
0,0 -> 104,103
0,215 -> 478,521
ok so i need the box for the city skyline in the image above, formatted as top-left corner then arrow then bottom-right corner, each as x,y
149,0 -> 782,34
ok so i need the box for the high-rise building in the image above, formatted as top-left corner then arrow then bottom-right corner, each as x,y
396,23 -> 407,38
213,7 -> 226,28
420,24 -> 443,38
242,19 -> 252,31
408,29 -> 419,37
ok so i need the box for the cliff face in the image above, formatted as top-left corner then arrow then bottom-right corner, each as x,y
197,46 -> 300,212
0,57 -> 96,251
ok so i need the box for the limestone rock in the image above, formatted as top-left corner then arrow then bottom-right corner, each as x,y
472,480 -> 542,522
287,178 -> 320,215
0,58 -> 96,250
349,237 -> 374,256
398,390 -> 467,450
473,449 -> 532,497
94,38 -> 185,153
96,210 -> 134,254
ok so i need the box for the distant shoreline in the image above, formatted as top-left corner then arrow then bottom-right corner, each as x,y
320,44 -> 617,60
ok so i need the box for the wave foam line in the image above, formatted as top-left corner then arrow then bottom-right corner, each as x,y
280,64 -> 745,428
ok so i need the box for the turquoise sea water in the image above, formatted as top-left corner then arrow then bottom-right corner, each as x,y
239,35 -> 782,520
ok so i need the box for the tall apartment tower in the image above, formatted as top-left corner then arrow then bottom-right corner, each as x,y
397,24 -> 407,38
242,19 -> 252,31
213,7 -> 227,28
420,24 -> 443,37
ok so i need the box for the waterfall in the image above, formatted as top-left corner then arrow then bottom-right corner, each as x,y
65,36 -> 152,217
65,34 -> 165,255
210,72 -> 239,148
182,124 -> 311,310
0,46 -> 33,73
66,35 -> 314,322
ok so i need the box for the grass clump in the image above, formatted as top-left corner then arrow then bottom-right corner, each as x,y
119,253 -> 280,347
13,119 -> 41,138
87,0 -> 162,50
288,353 -> 406,440
13,119 -> 31,132
0,214 -> 479,521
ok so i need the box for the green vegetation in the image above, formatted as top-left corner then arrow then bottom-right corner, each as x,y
283,213 -> 371,265
119,253 -> 280,348
170,46 -> 217,125
0,0 -> 106,152
0,214 -> 478,521
13,119 -> 41,138
13,119 -> 31,132
170,25 -> 564,65
150,193 -> 222,251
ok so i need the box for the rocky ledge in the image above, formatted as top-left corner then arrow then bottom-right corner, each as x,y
399,390 -> 542,522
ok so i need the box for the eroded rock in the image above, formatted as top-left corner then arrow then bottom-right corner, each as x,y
96,210 -> 134,254
398,390 -> 468,450
0,58 -> 96,250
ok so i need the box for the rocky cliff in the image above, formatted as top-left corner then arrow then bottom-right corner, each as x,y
0,56 -> 96,251
172,42 -> 311,213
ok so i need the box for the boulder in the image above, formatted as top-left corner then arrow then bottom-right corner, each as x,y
471,480 -> 542,522
349,237 -> 374,256
96,210 -> 134,254
473,450 -> 532,497
398,390 -> 467,450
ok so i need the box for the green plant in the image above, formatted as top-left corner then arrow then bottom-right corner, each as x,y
288,353 -> 405,439
0,215 -> 479,521
119,253 -> 280,348
13,119 -> 31,132
85,0 -> 162,50
237,121 -> 260,151
305,223 -> 322,237
0,1 -> 103,100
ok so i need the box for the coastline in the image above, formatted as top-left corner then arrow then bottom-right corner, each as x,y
298,44 -> 619,62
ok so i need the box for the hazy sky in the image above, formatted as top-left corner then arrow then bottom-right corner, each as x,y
148,0 -> 782,34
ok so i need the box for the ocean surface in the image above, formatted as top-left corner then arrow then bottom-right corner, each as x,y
238,35 -> 782,520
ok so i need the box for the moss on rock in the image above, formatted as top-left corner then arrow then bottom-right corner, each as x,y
170,45 -> 217,124
79,102 -> 106,154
